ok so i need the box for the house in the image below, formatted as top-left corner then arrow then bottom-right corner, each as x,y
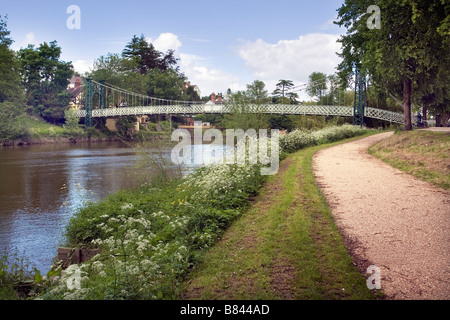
68,75 -> 83,110
182,81 -> 201,99
205,92 -> 226,105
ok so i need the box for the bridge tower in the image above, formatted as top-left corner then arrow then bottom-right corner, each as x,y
353,65 -> 367,126
85,78 -> 106,127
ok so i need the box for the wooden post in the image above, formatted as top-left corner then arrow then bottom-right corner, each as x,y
57,247 -> 101,269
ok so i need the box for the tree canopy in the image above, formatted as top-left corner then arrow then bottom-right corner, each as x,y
17,41 -> 74,123
335,0 -> 449,129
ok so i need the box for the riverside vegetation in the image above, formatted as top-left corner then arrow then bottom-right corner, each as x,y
1,124 -> 371,300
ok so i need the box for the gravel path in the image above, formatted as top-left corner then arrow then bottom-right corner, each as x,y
313,132 -> 450,300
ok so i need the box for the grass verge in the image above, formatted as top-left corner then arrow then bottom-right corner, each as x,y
180,132 -> 382,300
369,130 -> 450,190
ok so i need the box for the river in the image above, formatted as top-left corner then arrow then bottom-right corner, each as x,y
0,140 -> 224,274
0,141 -> 145,274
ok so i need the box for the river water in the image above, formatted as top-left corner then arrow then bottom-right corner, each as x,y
0,140 -> 224,274
0,141 -> 143,273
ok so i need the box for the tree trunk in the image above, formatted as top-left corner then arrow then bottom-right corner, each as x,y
442,108 -> 449,127
403,78 -> 412,131
422,105 -> 427,123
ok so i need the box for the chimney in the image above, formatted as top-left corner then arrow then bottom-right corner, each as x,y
75,78 -> 81,88
210,92 -> 216,102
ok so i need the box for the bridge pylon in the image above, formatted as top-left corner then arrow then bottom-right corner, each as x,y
85,77 -> 106,127
353,65 -> 367,126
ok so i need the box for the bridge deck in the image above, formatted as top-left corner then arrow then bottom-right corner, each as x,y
75,104 -> 405,124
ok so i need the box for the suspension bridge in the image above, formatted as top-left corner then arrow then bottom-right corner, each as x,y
73,75 -> 406,127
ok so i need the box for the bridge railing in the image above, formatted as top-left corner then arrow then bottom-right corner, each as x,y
75,104 -> 405,124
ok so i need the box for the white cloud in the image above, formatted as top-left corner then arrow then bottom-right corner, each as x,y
150,33 -> 182,56
11,32 -> 39,50
234,33 -> 342,94
146,33 -> 245,98
179,53 -> 243,97
72,59 -> 93,75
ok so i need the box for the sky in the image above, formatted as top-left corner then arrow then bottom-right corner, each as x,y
2,0 -> 346,100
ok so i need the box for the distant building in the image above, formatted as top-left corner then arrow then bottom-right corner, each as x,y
68,75 -> 83,110
183,81 -> 201,99
205,92 -> 226,105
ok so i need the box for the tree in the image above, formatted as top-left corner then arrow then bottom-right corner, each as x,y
122,34 -> 179,75
0,15 -> 27,141
0,14 -> 13,47
246,80 -> 269,104
307,72 -> 327,102
272,79 -> 294,98
222,80 -> 269,130
146,68 -> 186,101
286,92 -> 299,104
335,0 -> 449,130
17,41 -> 74,123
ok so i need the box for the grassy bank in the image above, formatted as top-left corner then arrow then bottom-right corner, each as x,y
369,130 -> 450,189
1,116 -> 99,146
1,124 -> 375,300
181,132 -> 381,300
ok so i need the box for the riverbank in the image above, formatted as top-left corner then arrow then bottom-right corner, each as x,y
1,124 -> 374,300
0,115 -> 169,147
181,131 -> 382,300
0,136 -> 119,147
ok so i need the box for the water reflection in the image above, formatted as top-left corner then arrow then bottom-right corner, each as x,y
0,142 -> 225,273
0,142 -> 140,273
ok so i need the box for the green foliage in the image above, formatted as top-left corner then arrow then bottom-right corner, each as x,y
335,0 -> 449,129
222,80 -> 270,131
279,124 -> 370,153
268,114 -> 294,131
307,72 -> 328,101
63,109 -> 85,138
0,103 -> 30,142
0,251 -> 44,300
0,16 -> 27,142
43,162 -> 265,300
115,116 -> 138,139
0,15 -> 13,47
17,41 -> 74,123
222,101 -> 269,131
272,79 -> 295,98
0,45 -> 23,104
122,34 -> 179,74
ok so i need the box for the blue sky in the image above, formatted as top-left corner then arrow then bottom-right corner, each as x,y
3,0 -> 346,99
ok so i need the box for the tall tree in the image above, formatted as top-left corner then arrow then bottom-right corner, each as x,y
307,72 -> 327,101
246,80 -> 269,104
272,79 -> 294,98
335,0 -> 449,130
122,34 -> 179,75
17,41 -> 73,123
0,15 -> 26,140
0,14 -> 13,47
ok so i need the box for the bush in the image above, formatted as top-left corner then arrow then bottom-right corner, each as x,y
280,124 -> 369,153
37,125 -> 368,300
41,162 -> 266,300
0,251 -> 44,300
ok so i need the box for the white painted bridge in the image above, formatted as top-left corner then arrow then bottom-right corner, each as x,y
76,104 -> 406,124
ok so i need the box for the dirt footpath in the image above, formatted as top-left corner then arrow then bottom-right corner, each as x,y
313,132 -> 450,300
